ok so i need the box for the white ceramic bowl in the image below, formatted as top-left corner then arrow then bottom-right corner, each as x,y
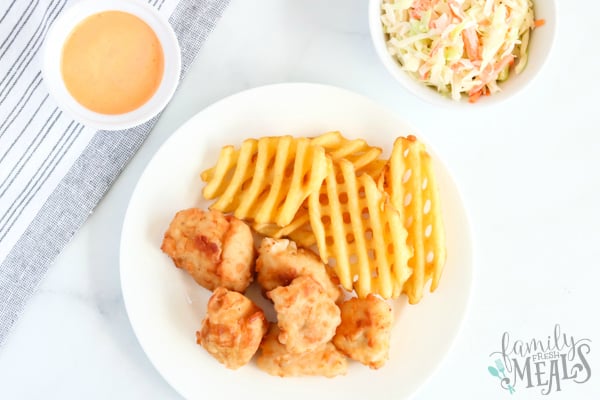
42,0 -> 181,130
369,0 -> 557,107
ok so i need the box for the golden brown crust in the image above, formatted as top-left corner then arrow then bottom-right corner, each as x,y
333,294 -> 393,369
256,237 -> 341,302
196,287 -> 268,369
161,208 -> 255,292
257,325 -> 347,377
267,276 -> 341,354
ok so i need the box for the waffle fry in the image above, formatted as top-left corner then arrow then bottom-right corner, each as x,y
251,206 -> 316,248
382,136 -> 447,304
201,136 -> 330,227
250,132 -> 385,246
200,132 -> 446,303
310,131 -> 383,173
308,158 -> 412,299
202,131 -> 381,182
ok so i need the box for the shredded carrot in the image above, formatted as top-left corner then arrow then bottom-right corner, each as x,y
534,19 -> 546,28
468,90 -> 483,103
462,27 -> 480,61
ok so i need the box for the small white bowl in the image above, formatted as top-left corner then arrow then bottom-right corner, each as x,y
369,0 -> 557,107
42,0 -> 181,130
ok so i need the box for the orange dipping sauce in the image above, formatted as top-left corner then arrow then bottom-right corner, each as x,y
61,11 -> 164,115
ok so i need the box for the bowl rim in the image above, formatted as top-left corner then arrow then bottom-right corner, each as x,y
368,0 -> 558,108
41,0 -> 181,131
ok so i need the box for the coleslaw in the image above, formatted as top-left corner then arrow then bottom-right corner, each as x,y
381,0 -> 542,102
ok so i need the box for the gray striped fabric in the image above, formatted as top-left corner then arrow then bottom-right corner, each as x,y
0,0 -> 230,347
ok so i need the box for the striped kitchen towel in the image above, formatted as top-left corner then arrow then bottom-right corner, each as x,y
0,0 -> 230,347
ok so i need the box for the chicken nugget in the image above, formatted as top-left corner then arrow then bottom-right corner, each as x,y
333,294 -> 392,369
257,325 -> 347,377
256,237 -> 341,302
267,276 -> 341,354
161,208 -> 255,292
196,287 -> 268,369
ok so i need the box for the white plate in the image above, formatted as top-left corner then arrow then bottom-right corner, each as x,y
120,83 -> 473,400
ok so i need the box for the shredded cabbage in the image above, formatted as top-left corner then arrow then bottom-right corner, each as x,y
381,0 -> 537,101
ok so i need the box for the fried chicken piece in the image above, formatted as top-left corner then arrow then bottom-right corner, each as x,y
161,208 -> 255,292
267,276 -> 341,354
332,294 -> 393,369
257,325 -> 347,377
196,287 -> 268,369
256,237 -> 341,302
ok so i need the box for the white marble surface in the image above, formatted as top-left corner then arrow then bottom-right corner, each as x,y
1,0 -> 599,398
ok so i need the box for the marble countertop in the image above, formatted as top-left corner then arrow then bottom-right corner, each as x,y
1,0 -> 598,398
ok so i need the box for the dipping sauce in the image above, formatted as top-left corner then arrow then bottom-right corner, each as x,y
61,11 -> 164,115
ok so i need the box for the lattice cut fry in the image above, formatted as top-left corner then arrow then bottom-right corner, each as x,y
308,159 -> 412,299
251,206 -> 316,248
383,135 -> 447,304
249,131 -> 385,245
310,131 -> 383,174
200,132 -> 446,303
201,136 -> 330,227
